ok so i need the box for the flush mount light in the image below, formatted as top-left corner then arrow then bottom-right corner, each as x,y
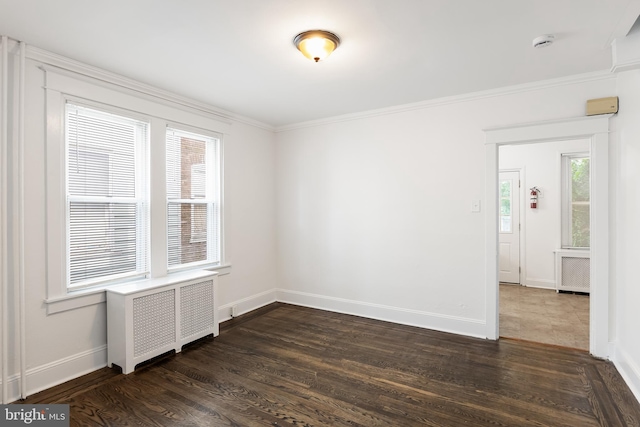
532,34 -> 555,48
293,30 -> 341,62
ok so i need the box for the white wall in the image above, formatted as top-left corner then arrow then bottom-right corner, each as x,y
613,68 -> 640,401
221,119 -> 278,317
4,51 -> 277,399
499,139 -> 590,289
276,76 -> 616,338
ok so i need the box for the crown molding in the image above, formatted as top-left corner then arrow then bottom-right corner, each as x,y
275,69 -> 615,133
611,59 -> 640,73
24,44 -> 275,132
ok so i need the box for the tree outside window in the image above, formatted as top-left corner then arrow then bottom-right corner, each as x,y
562,154 -> 590,249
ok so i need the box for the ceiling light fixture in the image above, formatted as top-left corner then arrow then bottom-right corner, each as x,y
293,30 -> 341,62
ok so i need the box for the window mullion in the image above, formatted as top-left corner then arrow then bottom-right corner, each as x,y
149,118 -> 168,278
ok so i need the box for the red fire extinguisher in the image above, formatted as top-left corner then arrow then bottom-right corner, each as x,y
530,187 -> 539,209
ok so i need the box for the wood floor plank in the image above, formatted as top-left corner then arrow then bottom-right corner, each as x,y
178,342 -> 401,425
164,349 -> 388,426
13,303 -> 640,426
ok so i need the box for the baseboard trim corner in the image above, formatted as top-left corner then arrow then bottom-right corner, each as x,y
218,289 -> 277,322
1,345 -> 108,402
612,344 -> 640,404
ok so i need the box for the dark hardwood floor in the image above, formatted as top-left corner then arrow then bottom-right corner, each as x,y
19,303 -> 640,426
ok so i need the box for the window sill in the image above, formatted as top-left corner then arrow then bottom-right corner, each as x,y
555,248 -> 590,253
168,262 -> 232,277
44,263 -> 232,315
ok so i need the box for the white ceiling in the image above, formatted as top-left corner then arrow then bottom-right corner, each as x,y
1,0 -> 639,127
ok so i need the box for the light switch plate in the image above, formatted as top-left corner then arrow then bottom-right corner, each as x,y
471,200 -> 481,213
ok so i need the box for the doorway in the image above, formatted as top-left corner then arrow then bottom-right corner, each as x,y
498,143 -> 590,351
484,115 -> 611,358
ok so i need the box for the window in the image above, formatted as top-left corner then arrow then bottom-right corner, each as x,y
166,128 -> 220,269
499,179 -> 512,233
65,106 -> 222,290
45,69 -> 228,310
561,153 -> 590,248
66,104 -> 149,289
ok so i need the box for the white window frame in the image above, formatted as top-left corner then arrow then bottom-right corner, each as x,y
561,152 -> 590,249
43,66 -> 229,314
166,126 -> 222,271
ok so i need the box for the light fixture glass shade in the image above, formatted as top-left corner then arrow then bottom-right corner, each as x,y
293,30 -> 340,62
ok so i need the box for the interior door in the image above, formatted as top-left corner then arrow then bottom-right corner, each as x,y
499,171 -> 520,284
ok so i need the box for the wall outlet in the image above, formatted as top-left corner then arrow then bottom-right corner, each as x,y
231,305 -> 238,318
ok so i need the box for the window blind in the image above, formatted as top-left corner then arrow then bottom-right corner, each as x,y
66,104 -> 149,287
166,127 -> 219,268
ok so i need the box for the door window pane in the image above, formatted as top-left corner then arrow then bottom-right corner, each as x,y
499,180 -> 512,233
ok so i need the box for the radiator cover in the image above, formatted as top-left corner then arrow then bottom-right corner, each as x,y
107,270 -> 218,374
554,249 -> 590,293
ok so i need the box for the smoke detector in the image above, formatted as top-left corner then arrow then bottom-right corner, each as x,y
533,34 -> 555,48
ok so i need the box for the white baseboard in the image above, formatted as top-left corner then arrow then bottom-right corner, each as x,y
612,344 -> 640,404
218,289 -> 277,322
276,288 -> 487,339
1,345 -> 107,402
1,373 -> 20,403
523,278 -> 556,289
608,341 -> 616,360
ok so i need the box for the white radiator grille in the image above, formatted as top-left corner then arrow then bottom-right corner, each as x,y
561,256 -> 590,292
133,289 -> 176,357
180,280 -> 214,339
107,271 -> 219,374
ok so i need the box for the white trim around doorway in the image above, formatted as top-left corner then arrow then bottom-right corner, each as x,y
484,114 -> 612,358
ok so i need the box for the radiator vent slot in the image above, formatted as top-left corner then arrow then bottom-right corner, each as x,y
555,250 -> 590,293
133,290 -> 176,357
562,257 -> 590,292
107,270 -> 219,374
181,280 -> 215,340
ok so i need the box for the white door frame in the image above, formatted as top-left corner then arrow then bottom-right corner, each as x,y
484,115 -> 611,358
